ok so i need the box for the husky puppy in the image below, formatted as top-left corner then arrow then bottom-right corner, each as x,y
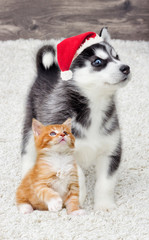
21,28 -> 131,210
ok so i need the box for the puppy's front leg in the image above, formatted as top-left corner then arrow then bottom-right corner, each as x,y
94,154 -> 118,211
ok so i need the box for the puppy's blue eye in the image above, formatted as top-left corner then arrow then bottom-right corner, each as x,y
50,131 -> 56,136
92,59 -> 102,67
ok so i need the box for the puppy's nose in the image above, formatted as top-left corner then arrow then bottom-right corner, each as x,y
60,133 -> 65,137
120,65 -> 130,75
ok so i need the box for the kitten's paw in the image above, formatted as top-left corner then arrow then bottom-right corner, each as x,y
94,200 -> 116,212
48,197 -> 62,212
18,203 -> 33,214
70,209 -> 86,216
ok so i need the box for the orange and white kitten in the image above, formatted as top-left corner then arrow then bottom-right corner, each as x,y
16,118 -> 84,215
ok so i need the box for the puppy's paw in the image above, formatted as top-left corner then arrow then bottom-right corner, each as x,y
48,197 -> 62,212
18,203 -> 33,214
94,200 -> 116,212
70,209 -> 86,216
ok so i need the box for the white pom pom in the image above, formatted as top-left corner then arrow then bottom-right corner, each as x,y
61,70 -> 72,81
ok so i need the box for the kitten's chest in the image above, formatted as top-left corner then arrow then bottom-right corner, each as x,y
46,154 -> 74,197
52,170 -> 72,198
48,154 -> 74,173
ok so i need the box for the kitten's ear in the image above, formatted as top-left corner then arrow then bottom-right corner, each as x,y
99,27 -> 111,43
32,118 -> 44,136
63,118 -> 72,131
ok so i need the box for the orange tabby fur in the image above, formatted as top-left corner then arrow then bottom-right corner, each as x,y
16,118 -> 83,215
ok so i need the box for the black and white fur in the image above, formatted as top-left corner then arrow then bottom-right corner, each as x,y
21,28 -> 131,210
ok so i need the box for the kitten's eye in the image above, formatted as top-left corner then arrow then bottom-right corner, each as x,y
63,131 -> 68,135
49,131 -> 56,136
92,58 -> 102,67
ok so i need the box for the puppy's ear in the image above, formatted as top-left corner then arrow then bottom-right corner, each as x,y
99,27 -> 111,43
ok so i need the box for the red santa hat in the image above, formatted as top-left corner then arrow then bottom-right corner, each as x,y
57,32 -> 103,80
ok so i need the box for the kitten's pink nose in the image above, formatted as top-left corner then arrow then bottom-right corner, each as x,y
60,133 -> 65,137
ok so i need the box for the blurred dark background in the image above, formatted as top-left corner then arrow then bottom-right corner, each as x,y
0,0 -> 148,41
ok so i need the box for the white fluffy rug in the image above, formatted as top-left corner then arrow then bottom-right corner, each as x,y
0,38 -> 149,240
